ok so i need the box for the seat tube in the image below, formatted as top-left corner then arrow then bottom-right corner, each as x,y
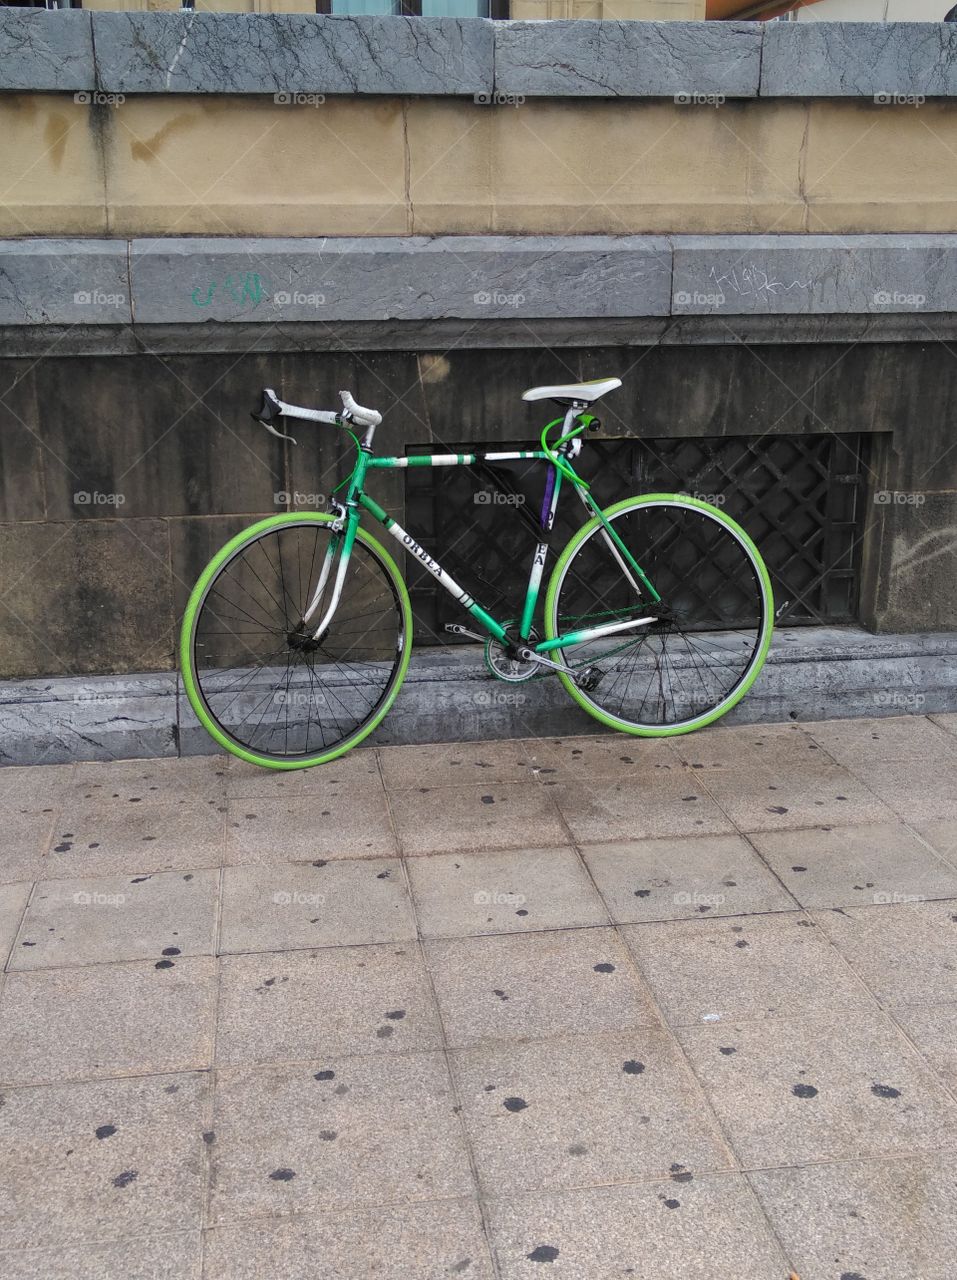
520,461 -> 565,640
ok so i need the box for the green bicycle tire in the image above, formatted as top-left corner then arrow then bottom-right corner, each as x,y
180,512 -> 413,769
544,494 -> 775,737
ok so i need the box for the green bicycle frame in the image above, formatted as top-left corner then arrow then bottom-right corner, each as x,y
311,424 -> 663,658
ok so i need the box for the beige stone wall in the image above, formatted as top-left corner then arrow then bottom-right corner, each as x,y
4,92 -> 957,238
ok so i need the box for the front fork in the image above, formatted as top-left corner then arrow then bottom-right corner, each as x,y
301,504 -> 358,640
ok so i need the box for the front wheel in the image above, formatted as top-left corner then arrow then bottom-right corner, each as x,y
180,514 -> 413,769
544,495 -> 774,736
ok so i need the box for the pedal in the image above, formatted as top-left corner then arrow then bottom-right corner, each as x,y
576,666 -> 603,693
445,623 -> 485,642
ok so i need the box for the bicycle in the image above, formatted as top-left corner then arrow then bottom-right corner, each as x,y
180,377 -> 774,769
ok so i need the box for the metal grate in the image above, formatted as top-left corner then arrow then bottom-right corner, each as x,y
404,432 -> 868,642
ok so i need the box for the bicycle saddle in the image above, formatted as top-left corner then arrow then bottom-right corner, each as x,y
522,377 -> 622,406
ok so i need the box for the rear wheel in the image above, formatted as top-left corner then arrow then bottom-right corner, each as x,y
544,495 -> 774,736
180,514 -> 412,768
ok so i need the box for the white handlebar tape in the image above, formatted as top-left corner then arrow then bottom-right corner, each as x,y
339,390 -> 382,429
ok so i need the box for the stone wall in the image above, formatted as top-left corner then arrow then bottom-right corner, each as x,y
1,13 -> 956,680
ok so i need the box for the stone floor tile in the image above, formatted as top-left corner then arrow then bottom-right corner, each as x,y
425,928 -> 659,1049
0,810 -> 56,884
520,735 -> 681,782
670,722 -> 828,772
407,846 -> 608,938
216,943 -> 442,1066
225,791 -> 395,865
846,759 -> 957,824
0,882 -> 30,966
219,859 -> 414,953
552,774 -> 734,844
700,761 -> 894,833
0,764 -> 74,811
209,1054 -> 475,1221
9,869 -> 218,970
71,756 -> 227,805
582,833 -> 796,923
487,1175 -> 790,1279
44,799 -> 224,879
621,913 -> 870,1024
0,1233 -> 201,1280
811,901 -> 957,1006
0,958 -> 217,1085
749,821 -> 957,909
202,1200 -> 493,1279
750,1156 -> 957,1280
916,818 -> 957,864
892,1002 -> 957,1087
226,747 -> 380,799
805,714 -> 957,766
451,1031 -> 731,1195
390,784 -> 566,856
379,740 -> 533,790
678,1008 -> 957,1165
930,712 -> 957,737
0,1072 -> 207,1249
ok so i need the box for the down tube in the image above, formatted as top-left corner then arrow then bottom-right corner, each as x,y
358,492 -> 507,642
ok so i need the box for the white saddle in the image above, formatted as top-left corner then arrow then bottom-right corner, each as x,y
522,377 -> 622,405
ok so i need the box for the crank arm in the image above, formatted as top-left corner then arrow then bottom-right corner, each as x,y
445,623 -> 487,643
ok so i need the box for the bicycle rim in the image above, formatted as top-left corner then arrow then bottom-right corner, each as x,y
545,496 -> 774,736
181,515 -> 412,767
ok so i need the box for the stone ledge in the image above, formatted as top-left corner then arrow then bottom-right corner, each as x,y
90,12 -> 493,97
129,235 -> 673,324
2,628 -> 954,766
0,8 -> 94,93
761,22 -> 957,99
5,234 -> 957,329
671,234 -> 957,316
0,241 -> 131,327
494,19 -> 761,98
4,13 -> 957,101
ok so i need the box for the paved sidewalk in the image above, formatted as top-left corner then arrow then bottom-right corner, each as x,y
1,715 -> 957,1278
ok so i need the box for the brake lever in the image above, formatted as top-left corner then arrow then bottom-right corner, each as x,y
260,418 -> 297,446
